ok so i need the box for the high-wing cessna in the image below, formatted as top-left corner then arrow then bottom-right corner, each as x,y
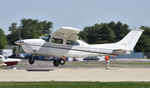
15,27 -> 143,66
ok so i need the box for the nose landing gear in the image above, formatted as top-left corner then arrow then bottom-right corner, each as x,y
29,55 -> 35,64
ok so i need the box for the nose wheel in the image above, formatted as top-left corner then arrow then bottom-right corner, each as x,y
29,55 -> 35,64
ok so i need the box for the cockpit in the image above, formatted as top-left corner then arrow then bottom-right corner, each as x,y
40,35 -> 51,42
40,27 -> 81,46
40,34 -> 80,45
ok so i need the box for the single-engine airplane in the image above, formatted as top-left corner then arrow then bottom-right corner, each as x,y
15,27 -> 143,66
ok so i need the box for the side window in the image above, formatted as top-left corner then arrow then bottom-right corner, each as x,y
51,38 -> 63,44
66,40 -> 79,45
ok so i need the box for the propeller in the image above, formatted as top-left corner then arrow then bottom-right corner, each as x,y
15,30 -> 22,54
18,31 -> 21,53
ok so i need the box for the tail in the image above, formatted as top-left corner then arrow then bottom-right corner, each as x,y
115,29 -> 143,50
93,29 -> 143,55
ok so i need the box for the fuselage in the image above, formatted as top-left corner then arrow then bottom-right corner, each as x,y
14,27 -> 143,66
20,39 -> 114,58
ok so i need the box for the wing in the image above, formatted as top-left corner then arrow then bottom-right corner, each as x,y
52,27 -> 80,41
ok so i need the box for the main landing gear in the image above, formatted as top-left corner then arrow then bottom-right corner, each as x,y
53,57 -> 66,67
28,55 -> 66,67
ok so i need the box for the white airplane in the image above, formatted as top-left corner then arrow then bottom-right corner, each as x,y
0,55 -> 22,66
15,27 -> 143,66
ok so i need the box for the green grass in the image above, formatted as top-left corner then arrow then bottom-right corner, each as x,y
0,81 -> 150,88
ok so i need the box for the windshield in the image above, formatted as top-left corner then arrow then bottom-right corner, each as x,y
40,35 -> 51,42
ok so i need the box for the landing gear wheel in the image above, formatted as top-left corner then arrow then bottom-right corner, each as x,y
53,60 -> 59,67
29,55 -> 35,64
59,59 -> 65,65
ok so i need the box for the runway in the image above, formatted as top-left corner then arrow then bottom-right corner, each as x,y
1,68 -> 150,82
1,59 -> 150,82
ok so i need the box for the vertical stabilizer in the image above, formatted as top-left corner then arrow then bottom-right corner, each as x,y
116,29 -> 143,50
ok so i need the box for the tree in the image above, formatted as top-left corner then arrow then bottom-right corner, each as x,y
79,21 -> 129,44
8,23 -> 17,32
96,23 -> 116,43
134,26 -> 150,52
79,22 -> 150,52
7,23 -> 20,45
0,28 -> 7,49
135,35 -> 150,52
7,18 -> 53,44
109,21 -> 129,41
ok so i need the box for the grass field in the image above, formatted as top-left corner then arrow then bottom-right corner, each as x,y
0,81 -> 150,88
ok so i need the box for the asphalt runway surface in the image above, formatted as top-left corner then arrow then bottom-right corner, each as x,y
1,59 -> 150,82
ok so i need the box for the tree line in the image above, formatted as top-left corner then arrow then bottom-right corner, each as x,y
0,18 -> 150,52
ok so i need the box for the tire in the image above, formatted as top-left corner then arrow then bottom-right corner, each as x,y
59,59 -> 65,65
53,60 -> 59,67
29,58 -> 34,64
29,55 -> 34,64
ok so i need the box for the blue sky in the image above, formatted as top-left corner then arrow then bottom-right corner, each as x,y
0,0 -> 150,34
